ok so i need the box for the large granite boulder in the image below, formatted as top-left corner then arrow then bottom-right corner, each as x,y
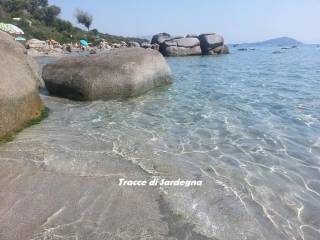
151,33 -> 171,45
26,56 -> 46,89
0,31 -> 43,139
198,33 -> 224,54
160,37 -> 202,56
43,48 -> 172,101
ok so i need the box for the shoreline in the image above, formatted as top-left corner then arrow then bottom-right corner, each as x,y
0,94 -> 212,239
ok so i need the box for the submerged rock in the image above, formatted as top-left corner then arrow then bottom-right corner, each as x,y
43,48 -> 172,101
0,31 -> 43,139
160,37 -> 202,56
198,33 -> 224,54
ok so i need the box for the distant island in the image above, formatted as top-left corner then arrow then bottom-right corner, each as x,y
236,37 -> 303,47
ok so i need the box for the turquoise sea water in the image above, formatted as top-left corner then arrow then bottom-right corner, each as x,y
162,46 -> 320,239
15,46 -> 320,239
115,46 -> 320,239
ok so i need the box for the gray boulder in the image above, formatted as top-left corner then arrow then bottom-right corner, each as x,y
173,37 -> 200,48
151,33 -> 171,45
0,31 -> 43,139
160,37 -> 202,56
210,45 -> 230,55
199,33 -> 224,54
43,48 -> 172,101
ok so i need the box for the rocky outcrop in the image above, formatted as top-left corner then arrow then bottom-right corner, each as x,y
198,33 -> 225,55
151,32 -> 229,56
160,37 -> 202,56
0,31 -> 43,139
43,48 -> 172,101
151,33 -> 171,45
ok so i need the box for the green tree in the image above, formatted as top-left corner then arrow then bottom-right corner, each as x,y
75,9 -> 92,31
29,0 -> 48,13
0,5 -> 7,19
34,4 -> 60,26
3,0 -> 28,13
43,5 -> 60,25
54,18 -> 72,32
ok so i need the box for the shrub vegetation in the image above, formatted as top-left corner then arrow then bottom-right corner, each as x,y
0,0 -> 147,44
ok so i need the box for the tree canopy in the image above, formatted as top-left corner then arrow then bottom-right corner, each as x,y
75,9 -> 92,31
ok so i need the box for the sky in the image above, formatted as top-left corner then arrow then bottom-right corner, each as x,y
49,0 -> 320,44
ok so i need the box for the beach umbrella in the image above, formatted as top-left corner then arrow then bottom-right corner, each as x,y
15,36 -> 26,41
0,23 -> 24,35
80,39 -> 89,46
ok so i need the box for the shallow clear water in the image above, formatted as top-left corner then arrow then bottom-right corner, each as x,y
3,46 -> 320,240
84,46 -> 320,239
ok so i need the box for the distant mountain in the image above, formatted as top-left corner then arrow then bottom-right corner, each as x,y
238,37 -> 303,47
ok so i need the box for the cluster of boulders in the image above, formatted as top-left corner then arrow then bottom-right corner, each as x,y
151,32 -> 229,56
18,32 -> 229,58
0,30 -> 173,140
24,33 -> 229,58
25,37 -> 152,56
0,31 -> 227,140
